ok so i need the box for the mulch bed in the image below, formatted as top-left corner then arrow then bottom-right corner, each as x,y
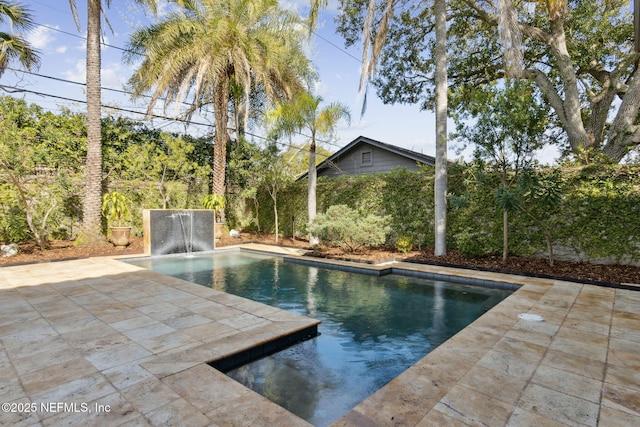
219,233 -> 640,287
2,233 -> 639,287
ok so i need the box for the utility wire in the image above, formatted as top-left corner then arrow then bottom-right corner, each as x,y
0,84 -> 213,127
311,30 -> 361,63
37,22 -> 130,53
7,17 -> 350,154
37,18 -> 363,66
0,84 -> 331,160
6,64 -> 343,149
8,68 -> 135,97
7,67 -> 214,114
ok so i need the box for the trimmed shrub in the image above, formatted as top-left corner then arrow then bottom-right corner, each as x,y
309,205 -> 391,253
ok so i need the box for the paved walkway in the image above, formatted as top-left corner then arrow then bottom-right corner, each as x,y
0,246 -> 639,426
0,252 -> 316,426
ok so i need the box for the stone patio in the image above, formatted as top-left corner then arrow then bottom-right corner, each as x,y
1,245 -> 639,426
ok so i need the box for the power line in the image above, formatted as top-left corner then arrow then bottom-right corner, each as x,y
13,18 -> 348,151
37,22 -> 130,54
0,84 -> 331,160
0,84 -> 213,128
35,18 -> 363,65
7,65 -> 344,150
7,66 -> 216,115
312,30 -> 361,64
8,67 -> 133,97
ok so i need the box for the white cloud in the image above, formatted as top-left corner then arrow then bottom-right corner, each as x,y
63,60 -> 85,83
286,0 -> 340,14
102,62 -> 128,89
62,59 -> 129,89
314,80 -> 329,97
27,26 -> 56,50
56,46 -> 68,54
73,33 -> 111,53
349,119 -> 371,130
101,35 -> 111,51
157,0 -> 172,17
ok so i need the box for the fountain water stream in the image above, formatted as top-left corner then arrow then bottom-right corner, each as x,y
143,209 -> 215,256
173,211 -> 194,255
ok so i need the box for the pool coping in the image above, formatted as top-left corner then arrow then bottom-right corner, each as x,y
283,254 -> 520,291
0,253 -> 318,426
210,244 -> 640,426
1,244 -> 639,426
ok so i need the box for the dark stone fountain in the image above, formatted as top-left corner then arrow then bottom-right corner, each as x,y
143,209 -> 216,256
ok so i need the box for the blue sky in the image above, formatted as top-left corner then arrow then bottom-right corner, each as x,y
3,0 -> 561,163
0,0 -> 442,158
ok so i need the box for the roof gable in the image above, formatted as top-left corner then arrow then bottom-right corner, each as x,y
298,136 -> 435,179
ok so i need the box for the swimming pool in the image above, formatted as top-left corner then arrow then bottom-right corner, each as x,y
127,251 -> 512,426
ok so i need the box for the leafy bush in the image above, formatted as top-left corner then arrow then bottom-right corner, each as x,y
202,193 -> 226,221
395,235 -> 413,253
0,206 -> 31,242
454,227 -> 495,258
309,204 -> 391,253
102,192 -> 132,227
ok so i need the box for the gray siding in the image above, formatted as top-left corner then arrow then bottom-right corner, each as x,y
318,143 -> 423,177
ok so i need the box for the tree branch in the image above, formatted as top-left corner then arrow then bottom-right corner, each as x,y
522,69 -> 566,123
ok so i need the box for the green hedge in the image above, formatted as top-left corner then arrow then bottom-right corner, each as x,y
5,160 -> 638,266
249,164 -> 640,264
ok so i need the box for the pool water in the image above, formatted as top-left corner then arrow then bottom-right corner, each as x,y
127,251 -> 511,426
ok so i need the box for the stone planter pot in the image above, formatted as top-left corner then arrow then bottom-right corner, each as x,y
110,226 -> 132,249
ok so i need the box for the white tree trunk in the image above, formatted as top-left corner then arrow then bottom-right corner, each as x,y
547,18 -> 593,153
308,139 -> 319,245
503,210 -> 508,264
434,0 -> 448,256
635,0 -> 639,53
467,0 -> 640,162
605,71 -> 640,159
272,192 -> 279,244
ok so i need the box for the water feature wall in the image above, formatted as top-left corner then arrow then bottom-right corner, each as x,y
143,209 -> 216,256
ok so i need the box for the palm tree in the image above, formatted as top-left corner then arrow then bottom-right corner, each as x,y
66,0 -> 168,243
0,0 -> 40,77
125,0 -> 311,198
267,92 -> 350,244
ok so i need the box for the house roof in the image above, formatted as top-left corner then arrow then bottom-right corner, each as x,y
298,135 -> 435,180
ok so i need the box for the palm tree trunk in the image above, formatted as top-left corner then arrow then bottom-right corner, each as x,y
212,77 -> 230,197
434,0 -> 448,256
81,0 -> 104,243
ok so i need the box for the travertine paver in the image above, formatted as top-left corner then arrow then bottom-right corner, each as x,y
0,254 -> 317,426
0,245 -> 639,427
335,261 -> 640,427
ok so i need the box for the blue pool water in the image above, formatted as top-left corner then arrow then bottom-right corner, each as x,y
127,251 -> 512,426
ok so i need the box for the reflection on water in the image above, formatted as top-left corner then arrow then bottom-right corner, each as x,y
231,340 -> 323,421
128,252 -> 512,426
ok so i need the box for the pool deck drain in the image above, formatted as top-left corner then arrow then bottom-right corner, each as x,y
0,243 -> 638,426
